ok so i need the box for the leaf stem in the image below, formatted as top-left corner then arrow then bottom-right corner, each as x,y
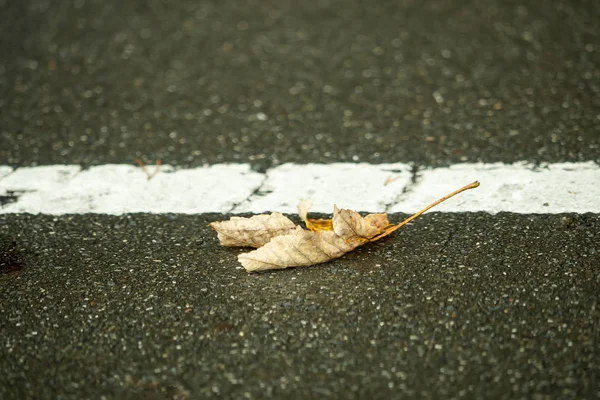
371,181 -> 480,241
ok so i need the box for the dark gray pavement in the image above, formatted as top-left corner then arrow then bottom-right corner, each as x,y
1,0 -> 599,399
1,0 -> 599,169
1,213 -> 599,399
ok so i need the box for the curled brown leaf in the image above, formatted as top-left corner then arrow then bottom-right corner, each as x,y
209,212 -> 296,248
297,199 -> 333,231
238,226 -> 357,272
210,181 -> 480,272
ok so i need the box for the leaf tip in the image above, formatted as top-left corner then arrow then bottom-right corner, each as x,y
237,253 -> 263,273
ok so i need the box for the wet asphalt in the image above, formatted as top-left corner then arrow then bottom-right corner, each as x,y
1,0 -> 599,399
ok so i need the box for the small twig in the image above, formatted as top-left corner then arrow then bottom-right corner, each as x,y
384,175 -> 402,186
134,159 -> 162,180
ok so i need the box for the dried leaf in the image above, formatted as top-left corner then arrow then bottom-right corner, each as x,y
240,204 -> 395,271
209,212 -> 296,248
332,206 -> 393,245
211,181 -> 480,272
238,226 -> 357,272
297,199 -> 333,231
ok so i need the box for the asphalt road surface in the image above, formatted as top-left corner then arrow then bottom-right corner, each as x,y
1,0 -> 599,399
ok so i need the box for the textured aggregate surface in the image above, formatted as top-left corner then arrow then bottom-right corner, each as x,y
1,0 -> 599,398
1,213 -> 599,399
1,0 -> 599,170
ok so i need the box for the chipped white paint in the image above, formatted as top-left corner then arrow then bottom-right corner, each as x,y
0,164 -> 263,214
0,162 -> 598,215
389,162 -> 599,214
233,163 -> 413,214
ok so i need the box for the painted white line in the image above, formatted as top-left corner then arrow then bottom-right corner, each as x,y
233,163 -> 413,214
391,162 -> 599,214
0,164 -> 263,214
0,162 -> 598,215
0,166 -> 13,180
390,162 -> 600,214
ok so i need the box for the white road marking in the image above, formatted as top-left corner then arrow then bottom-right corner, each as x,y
0,166 -> 14,180
390,162 -> 599,214
0,164 -> 263,214
233,163 -> 413,213
0,162 -> 598,215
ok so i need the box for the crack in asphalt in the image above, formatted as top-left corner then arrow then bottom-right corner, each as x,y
384,163 -> 420,213
227,171 -> 268,214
